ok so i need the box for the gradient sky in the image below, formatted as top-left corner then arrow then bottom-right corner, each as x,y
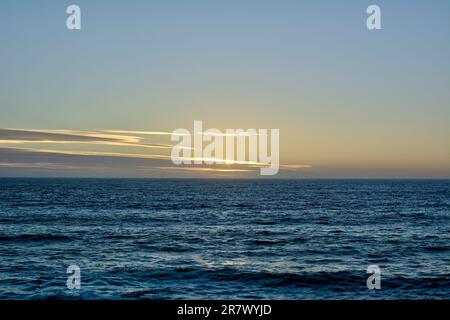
0,0 -> 449,178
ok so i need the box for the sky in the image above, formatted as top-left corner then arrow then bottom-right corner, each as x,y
0,0 -> 449,178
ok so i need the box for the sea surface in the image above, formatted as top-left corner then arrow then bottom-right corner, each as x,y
0,178 -> 449,300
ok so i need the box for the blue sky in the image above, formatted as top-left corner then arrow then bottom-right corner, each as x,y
0,0 -> 449,178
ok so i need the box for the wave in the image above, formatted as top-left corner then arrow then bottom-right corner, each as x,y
0,234 -> 73,242
90,266 -> 450,291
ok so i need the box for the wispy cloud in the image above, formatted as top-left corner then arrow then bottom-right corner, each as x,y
102,129 -> 187,136
173,156 -> 267,166
155,167 -> 254,173
17,147 -> 172,160
0,127 -> 312,177
103,129 -> 267,137
0,128 -> 190,150
0,162 -> 102,171
0,128 -> 140,143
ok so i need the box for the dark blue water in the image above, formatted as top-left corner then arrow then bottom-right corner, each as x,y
0,179 -> 449,299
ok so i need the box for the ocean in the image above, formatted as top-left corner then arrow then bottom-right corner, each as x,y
0,178 -> 449,299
